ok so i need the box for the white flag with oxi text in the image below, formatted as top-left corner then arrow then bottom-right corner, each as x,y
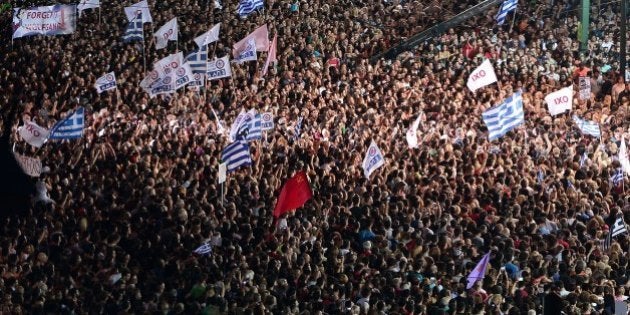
544,86 -> 573,116
18,121 -> 49,148
466,59 -> 498,92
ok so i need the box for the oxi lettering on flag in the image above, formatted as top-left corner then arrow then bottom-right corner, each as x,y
544,86 -> 573,116
466,59 -> 498,92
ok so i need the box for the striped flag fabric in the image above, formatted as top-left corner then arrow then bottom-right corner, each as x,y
49,107 -> 85,140
293,116 -> 303,141
572,115 -> 601,138
611,168 -> 624,186
611,216 -> 628,238
193,242 -> 212,255
221,141 -> 252,172
482,91 -> 524,141
244,114 -> 262,141
603,216 -> 628,251
184,45 -> 208,74
237,0 -> 264,17
579,151 -> 588,168
122,13 -> 143,43
496,0 -> 518,25
232,110 -> 262,141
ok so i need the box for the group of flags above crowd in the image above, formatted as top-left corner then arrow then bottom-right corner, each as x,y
8,0 -> 630,256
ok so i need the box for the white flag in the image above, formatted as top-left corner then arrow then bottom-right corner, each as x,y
18,121 -> 49,148
406,113 -> 422,149
207,56 -> 233,80
14,153 -> 42,177
194,23 -> 221,48
140,69 -> 161,90
466,59 -> 498,92
544,86 -> 573,116
78,0 -> 100,16
211,107 -> 226,135
174,62 -> 194,90
94,72 -> 117,93
154,52 -> 183,77
124,0 -> 153,23
362,140 -> 385,178
218,162 -> 227,184
154,17 -> 178,50
620,136 -> 630,176
234,38 -> 257,63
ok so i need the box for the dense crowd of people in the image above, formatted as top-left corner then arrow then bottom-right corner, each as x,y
0,0 -> 629,314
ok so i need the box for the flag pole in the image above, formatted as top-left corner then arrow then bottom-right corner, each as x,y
221,182 -> 224,206
142,20 -> 147,73
204,43 -> 209,103
509,8 -> 517,33
98,7 -> 102,26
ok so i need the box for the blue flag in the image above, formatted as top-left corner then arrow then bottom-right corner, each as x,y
496,0 -> 518,25
123,13 -> 143,43
482,91 -> 524,141
467,252 -> 490,289
49,107 -> 85,140
572,115 -> 601,138
237,0 -> 264,17
185,45 -> 208,74
221,141 -> 252,173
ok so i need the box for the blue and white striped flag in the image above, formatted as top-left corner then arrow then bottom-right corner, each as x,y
193,242 -> 212,255
579,151 -> 588,168
611,168 -> 624,186
184,45 -> 208,74
221,141 -> 252,172
496,0 -> 518,25
293,116 -> 303,141
537,169 -> 544,185
122,13 -> 143,43
482,91 -> 524,141
246,114 -> 262,141
237,0 -> 264,17
234,113 -> 262,141
49,107 -> 85,140
572,115 -> 601,138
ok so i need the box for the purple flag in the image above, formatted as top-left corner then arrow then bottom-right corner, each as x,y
466,252 -> 490,289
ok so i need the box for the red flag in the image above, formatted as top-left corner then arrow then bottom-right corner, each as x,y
273,171 -> 312,218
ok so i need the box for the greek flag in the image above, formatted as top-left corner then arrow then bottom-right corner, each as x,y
184,45 -> 208,74
221,141 -> 252,172
579,151 -> 588,168
611,168 -> 624,186
237,0 -> 264,17
572,115 -> 601,138
482,91 -> 524,141
193,242 -> 212,255
49,107 -> 85,140
496,0 -> 518,25
236,114 -> 262,141
293,116 -> 303,141
536,169 -> 544,185
123,13 -> 143,43
611,216 -> 628,238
